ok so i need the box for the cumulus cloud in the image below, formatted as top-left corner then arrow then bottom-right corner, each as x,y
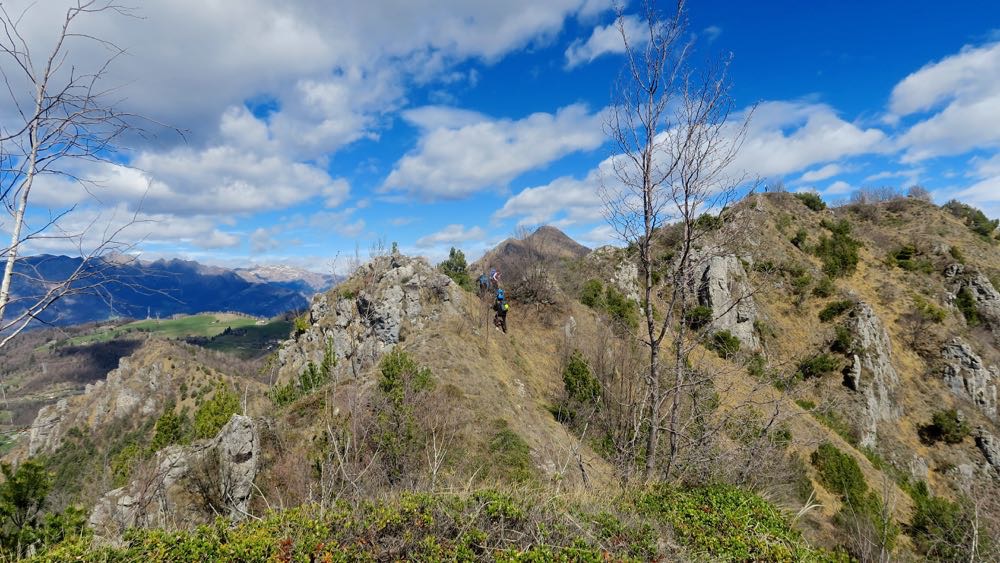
415,224 -> 487,248
383,103 -> 607,200
494,162 -> 608,226
889,41 -> 1000,161
798,164 -> 843,183
565,15 -> 646,69
33,147 -> 350,216
823,180 -> 854,196
730,101 -> 888,178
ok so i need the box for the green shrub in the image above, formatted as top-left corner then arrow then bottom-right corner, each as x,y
811,442 -> 867,501
791,229 -> 808,249
438,247 -> 473,291
293,313 -> 310,336
192,386 -> 239,439
888,245 -> 935,273
795,192 -> 827,211
694,213 -> 723,231
562,351 -> 600,404
918,409 -> 970,445
949,245 -> 966,263
795,399 -> 816,410
909,486 -> 987,561
636,484 -> 838,561
830,325 -> 855,354
797,354 -> 839,379
814,220 -> 862,278
580,279 -> 603,308
708,330 -> 740,359
486,420 -> 534,484
685,305 -> 713,330
812,276 -> 835,297
955,287 -> 981,327
270,341 -> 336,406
604,286 -> 638,330
149,409 -> 189,452
819,299 -> 854,322
944,199 -> 999,239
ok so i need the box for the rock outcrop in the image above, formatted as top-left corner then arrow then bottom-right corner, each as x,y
946,264 -> 1000,335
587,246 -> 640,304
696,255 -> 760,351
845,303 -> 900,448
28,354 -> 175,457
278,251 -> 461,382
976,427 -> 1000,475
90,414 -> 261,537
941,338 -> 998,420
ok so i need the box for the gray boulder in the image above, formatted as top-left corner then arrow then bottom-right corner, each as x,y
941,338 -> 998,420
90,414 -> 261,537
845,303 -> 900,448
976,427 -> 1000,475
696,255 -> 760,351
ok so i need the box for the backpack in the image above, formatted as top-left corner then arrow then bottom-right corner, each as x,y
496,289 -> 505,300
503,302 -> 510,311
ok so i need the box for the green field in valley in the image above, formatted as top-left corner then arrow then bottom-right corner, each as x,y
55,314 -> 267,347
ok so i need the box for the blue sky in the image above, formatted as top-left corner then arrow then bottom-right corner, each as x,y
6,0 -> 1000,273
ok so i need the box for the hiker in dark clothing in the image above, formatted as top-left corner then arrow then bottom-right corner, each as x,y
493,288 -> 509,333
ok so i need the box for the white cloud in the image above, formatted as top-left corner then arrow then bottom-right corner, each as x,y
889,42 -> 1000,161
34,146 -> 350,216
415,224 -> 487,248
730,101 -> 888,178
383,103 -> 607,200
565,15 -> 646,69
494,163 -> 608,226
702,25 -> 722,43
798,163 -> 843,183
823,180 -> 853,196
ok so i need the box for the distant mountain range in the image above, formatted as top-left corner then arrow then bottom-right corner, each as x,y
6,255 -> 339,327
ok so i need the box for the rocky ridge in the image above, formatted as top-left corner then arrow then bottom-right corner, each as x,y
843,303 -> 900,448
696,254 -> 760,351
277,251 -> 462,382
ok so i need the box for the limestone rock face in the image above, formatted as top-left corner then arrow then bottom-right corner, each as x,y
845,303 -> 900,448
976,427 -> 1000,475
587,246 -> 640,304
947,264 -> 1000,336
941,338 -> 998,420
27,356 -> 173,457
697,255 -> 760,351
89,415 -> 261,537
278,251 -> 461,382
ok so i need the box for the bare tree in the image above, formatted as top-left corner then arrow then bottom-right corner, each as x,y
0,1 -> 144,342
602,0 -> 756,481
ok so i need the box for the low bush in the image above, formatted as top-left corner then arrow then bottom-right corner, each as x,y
909,483 -> 988,561
192,385 -> 239,439
812,276 -> 835,297
819,300 -> 854,322
795,192 -> 827,211
811,442 -> 867,501
887,245 -> 934,273
797,354 -> 840,379
944,199 -> 998,239
918,409 -> 970,445
562,351 -> 600,404
636,484 -> 841,561
830,325 -> 855,355
791,229 -> 808,249
708,330 -> 741,359
814,220 -> 862,278
685,305 -> 713,330
955,287 -> 980,327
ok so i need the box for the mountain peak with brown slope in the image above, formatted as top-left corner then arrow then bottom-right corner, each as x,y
473,225 -> 590,275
